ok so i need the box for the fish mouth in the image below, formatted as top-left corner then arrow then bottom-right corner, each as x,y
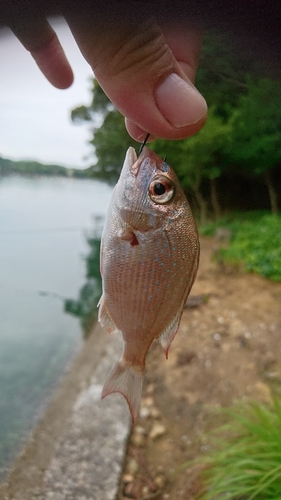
130,157 -> 141,177
130,146 -> 164,180
129,146 -> 152,177
127,148 -> 139,176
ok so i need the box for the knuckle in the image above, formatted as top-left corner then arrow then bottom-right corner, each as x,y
93,19 -> 174,83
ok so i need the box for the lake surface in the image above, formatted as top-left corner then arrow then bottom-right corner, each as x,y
0,175 -> 112,477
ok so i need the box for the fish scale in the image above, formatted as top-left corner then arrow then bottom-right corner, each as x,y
98,146 -> 199,421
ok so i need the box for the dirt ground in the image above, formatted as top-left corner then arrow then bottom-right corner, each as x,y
118,236 -> 281,500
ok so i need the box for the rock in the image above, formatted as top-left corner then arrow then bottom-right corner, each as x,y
214,228 -> 232,242
176,350 -> 197,366
139,406 -> 150,419
143,396 -> 154,407
131,426 -> 146,447
149,423 -> 167,440
127,458 -> 139,475
123,474 -> 134,483
154,472 -> 166,489
185,294 -> 208,308
123,477 -> 142,498
151,407 -> 161,419
146,383 -> 155,394
140,398 -> 161,419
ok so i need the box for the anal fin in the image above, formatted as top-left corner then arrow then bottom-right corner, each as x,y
157,310 -> 182,358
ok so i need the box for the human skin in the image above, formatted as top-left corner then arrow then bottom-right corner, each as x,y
1,1 -> 207,142
1,1 -> 280,142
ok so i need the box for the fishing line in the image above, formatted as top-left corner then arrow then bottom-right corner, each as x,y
0,227 -> 88,235
138,134 -> 168,165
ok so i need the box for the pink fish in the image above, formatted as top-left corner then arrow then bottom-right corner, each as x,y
98,146 -> 199,421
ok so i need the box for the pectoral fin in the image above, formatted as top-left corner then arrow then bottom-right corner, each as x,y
98,295 -> 118,333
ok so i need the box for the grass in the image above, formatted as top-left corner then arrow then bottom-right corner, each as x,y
196,398 -> 281,499
200,211 -> 281,282
192,213 -> 281,498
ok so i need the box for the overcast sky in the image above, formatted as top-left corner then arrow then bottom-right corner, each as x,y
0,18 -> 95,169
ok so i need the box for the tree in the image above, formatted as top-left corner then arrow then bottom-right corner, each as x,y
70,33 -> 281,216
64,216 -> 104,335
152,108 -> 231,223
71,79 -> 114,122
196,31 -> 256,120
88,110 -> 139,184
72,79 -> 138,184
70,32 -> 247,187
229,77 -> 281,214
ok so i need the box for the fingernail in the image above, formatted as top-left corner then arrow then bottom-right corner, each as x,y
155,73 -> 207,128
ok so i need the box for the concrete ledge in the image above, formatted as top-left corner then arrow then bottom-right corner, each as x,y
0,325 -> 131,500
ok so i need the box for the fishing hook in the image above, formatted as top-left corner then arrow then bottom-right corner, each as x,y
139,133 -> 150,155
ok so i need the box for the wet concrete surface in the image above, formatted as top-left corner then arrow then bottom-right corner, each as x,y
0,325 -> 131,500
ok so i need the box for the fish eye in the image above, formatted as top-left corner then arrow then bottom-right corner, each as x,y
149,176 -> 175,204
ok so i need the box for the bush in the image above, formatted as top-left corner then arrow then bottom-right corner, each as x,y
200,212 -> 281,282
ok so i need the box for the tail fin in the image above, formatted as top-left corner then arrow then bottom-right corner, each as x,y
101,359 -> 144,422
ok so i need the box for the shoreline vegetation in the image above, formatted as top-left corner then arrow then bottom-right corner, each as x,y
0,156 -> 92,179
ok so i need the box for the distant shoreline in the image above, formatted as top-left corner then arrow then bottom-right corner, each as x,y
0,156 -> 92,179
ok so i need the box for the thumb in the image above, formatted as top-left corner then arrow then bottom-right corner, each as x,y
64,5 -> 207,141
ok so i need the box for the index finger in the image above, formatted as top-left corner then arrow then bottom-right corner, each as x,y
10,18 -> 73,89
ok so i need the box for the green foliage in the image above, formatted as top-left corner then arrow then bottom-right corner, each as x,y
89,110 -> 139,184
197,398 -> 281,500
71,105 -> 93,123
229,77 -> 281,176
220,215 -> 281,281
72,79 -> 139,184
152,107 -> 230,190
65,217 -> 104,335
71,30 -> 281,216
71,80 -> 114,123
201,212 -> 281,281
200,211 -> 269,236
196,31 -> 252,118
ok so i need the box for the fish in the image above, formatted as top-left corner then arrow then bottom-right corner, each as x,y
98,146 -> 199,421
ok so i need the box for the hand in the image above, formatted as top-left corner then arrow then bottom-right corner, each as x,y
5,1 -> 207,142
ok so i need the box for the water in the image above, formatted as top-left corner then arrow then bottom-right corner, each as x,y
0,175 -> 112,477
